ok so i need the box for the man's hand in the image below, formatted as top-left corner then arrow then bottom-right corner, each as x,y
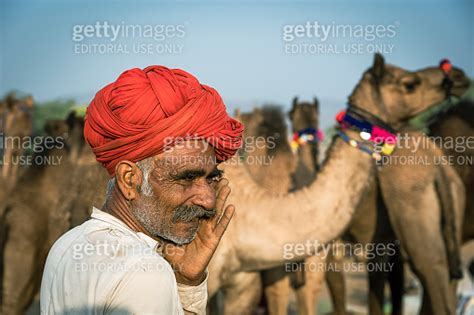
162,178 -> 235,286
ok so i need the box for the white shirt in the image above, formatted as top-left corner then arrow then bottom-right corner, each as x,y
40,207 -> 208,315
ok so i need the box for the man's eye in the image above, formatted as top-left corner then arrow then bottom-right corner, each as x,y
184,174 -> 197,181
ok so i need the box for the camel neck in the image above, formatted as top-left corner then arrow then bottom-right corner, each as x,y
297,143 -> 318,172
227,136 -> 374,270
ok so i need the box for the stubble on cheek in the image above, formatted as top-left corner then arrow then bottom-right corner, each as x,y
134,164 -> 200,244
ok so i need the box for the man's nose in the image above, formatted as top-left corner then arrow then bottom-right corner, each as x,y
192,180 -> 216,211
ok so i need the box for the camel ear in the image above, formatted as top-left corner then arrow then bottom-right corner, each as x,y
5,92 -> 16,110
289,96 -> 299,118
24,95 -> 34,108
313,97 -> 319,110
66,111 -> 77,131
292,96 -> 298,110
371,53 -> 385,82
288,97 -> 297,119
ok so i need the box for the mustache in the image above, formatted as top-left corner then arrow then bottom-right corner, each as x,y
172,205 -> 216,223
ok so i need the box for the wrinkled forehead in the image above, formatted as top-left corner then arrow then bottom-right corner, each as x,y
156,139 -> 217,170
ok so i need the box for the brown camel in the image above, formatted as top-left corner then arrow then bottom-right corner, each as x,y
0,112 -> 109,315
329,54 -> 470,315
227,100 -> 333,315
233,100 -> 332,315
260,98 -> 336,315
0,92 -> 34,187
2,57 -> 469,314
428,100 -> 474,243
378,130 -> 464,315
207,55 -> 468,315
215,105 -> 298,314
288,98 -> 347,315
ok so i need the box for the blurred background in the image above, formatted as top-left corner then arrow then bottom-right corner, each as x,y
1,0 -> 473,131
1,0 -> 473,314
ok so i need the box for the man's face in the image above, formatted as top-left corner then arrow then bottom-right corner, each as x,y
131,140 -> 222,245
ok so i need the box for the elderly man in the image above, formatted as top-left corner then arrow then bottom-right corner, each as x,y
40,66 -> 243,314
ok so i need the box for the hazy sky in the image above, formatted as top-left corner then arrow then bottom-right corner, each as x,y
1,0 -> 472,127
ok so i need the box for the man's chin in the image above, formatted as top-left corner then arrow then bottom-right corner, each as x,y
162,221 -> 200,245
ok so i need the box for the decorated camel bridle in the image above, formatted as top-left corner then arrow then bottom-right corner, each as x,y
336,59 -> 455,162
290,127 -> 324,153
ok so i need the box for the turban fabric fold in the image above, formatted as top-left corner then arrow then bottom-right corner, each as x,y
84,66 -> 244,176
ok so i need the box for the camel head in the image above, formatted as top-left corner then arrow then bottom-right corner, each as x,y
1,94 -> 34,138
44,111 -> 86,163
289,97 -> 319,133
238,109 -> 261,139
349,53 -> 470,127
288,97 -> 321,174
240,106 -> 292,156
44,119 -> 70,138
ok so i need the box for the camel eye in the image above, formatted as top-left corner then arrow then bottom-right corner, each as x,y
401,76 -> 420,93
404,82 -> 416,93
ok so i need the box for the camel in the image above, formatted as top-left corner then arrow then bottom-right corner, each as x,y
0,92 -> 34,187
260,98 -> 338,315
238,106 -> 297,193
428,100 -> 474,242
378,130 -> 464,315
225,100 -> 336,315
207,54 -> 469,315
2,56 -> 469,314
215,105 -> 298,314
326,54 -> 470,315
0,111 -> 109,315
236,99 -> 328,315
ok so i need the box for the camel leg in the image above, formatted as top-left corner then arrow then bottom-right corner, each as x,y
2,208 -> 45,315
223,272 -> 262,315
435,168 -> 463,279
2,146 -> 12,179
387,248 -> 404,315
294,255 -> 326,315
325,250 -> 346,315
382,184 -> 457,315
367,253 -> 388,315
9,149 -> 20,185
368,252 -> 403,315
262,266 -> 291,315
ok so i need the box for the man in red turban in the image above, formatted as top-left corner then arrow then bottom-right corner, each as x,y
40,66 -> 243,314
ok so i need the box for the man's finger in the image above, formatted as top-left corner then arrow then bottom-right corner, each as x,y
215,184 -> 230,211
213,205 -> 235,237
212,185 -> 230,227
214,177 -> 229,194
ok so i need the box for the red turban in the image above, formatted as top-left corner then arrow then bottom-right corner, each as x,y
84,66 -> 244,176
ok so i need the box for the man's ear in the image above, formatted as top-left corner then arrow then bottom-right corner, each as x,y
115,160 -> 143,201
